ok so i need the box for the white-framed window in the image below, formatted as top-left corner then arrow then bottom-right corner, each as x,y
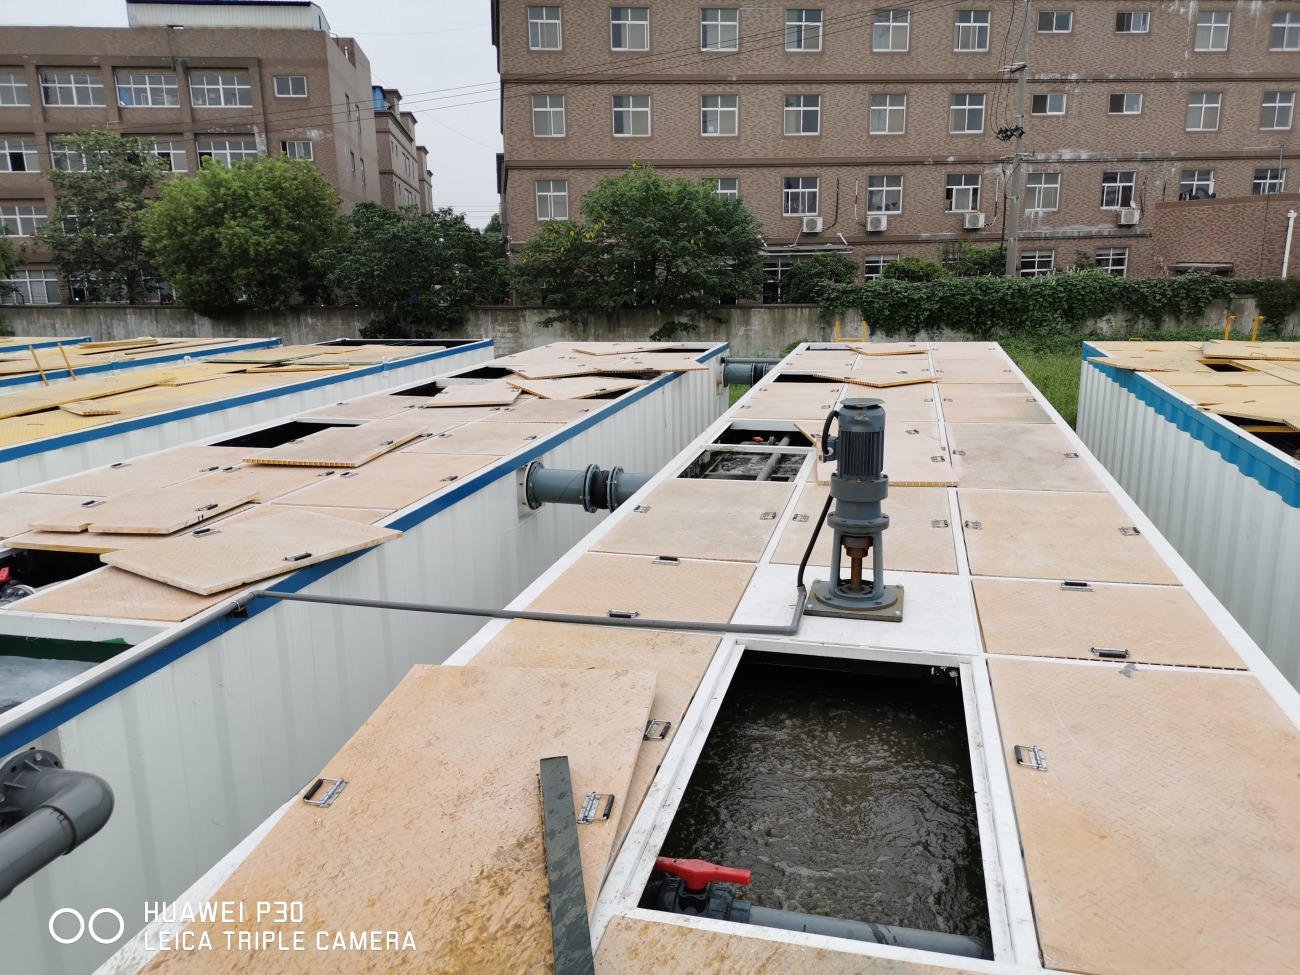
0,71 -> 31,106
784,94 -> 821,135
949,93 -> 985,133
867,175 -> 902,212
532,94 -> 565,137
0,204 -> 47,237
1261,91 -> 1295,131
1020,250 -> 1054,277
1179,169 -> 1215,199
273,75 -> 308,98
349,150 -> 356,177
1100,170 -> 1135,208
1115,11 -> 1149,33
701,94 -> 738,136
1096,248 -> 1128,277
715,177 -> 739,199
783,176 -> 818,215
40,71 -> 105,107
1108,92 -> 1142,115
1024,171 -> 1060,211
946,174 -> 980,211
785,9 -> 823,51
874,10 -> 909,51
0,138 -> 38,172
612,94 -> 650,136
1,269 -> 61,305
1185,91 -> 1221,131
954,10 -> 990,51
140,137 -> 187,172
115,72 -> 179,108
197,138 -> 258,166
1272,11 -> 1300,50
528,6 -> 562,49
1253,168 -> 1286,195
611,8 -> 649,51
701,9 -> 739,51
1037,10 -> 1071,33
535,179 -> 568,220
1030,92 -> 1066,115
281,140 -> 314,160
50,141 -> 90,172
189,73 -> 252,107
863,254 -> 899,279
1194,11 -> 1230,51
360,157 -> 365,187
869,93 -> 906,134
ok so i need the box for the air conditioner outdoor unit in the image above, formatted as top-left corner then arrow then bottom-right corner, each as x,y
962,212 -> 986,229
801,216 -> 824,234
866,214 -> 888,233
1117,208 -> 1141,225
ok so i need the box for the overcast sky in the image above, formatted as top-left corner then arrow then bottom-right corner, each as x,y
0,0 -> 504,226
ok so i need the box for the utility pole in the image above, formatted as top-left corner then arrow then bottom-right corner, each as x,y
1003,0 -> 1031,279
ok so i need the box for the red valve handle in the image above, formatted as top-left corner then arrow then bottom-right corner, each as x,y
0,567 -> 8,584
654,856 -> 751,889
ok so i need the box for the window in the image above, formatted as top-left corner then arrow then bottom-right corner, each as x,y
869,94 -> 906,134
1020,250 -> 1055,277
281,140 -> 314,160
115,72 -> 179,107
1100,170 -> 1135,208
0,138 -> 38,173
1261,91 -> 1295,131
1030,92 -> 1066,115
349,150 -> 356,176
611,8 -> 649,51
535,179 -> 568,220
863,254 -> 899,279
1185,91 -> 1221,131
701,9 -> 739,51
0,71 -> 30,106
786,9 -> 822,51
784,94 -> 820,135
1025,171 -> 1060,211
528,7 -> 562,49
701,95 -> 738,136
1253,168 -> 1286,195
360,157 -> 365,187
1096,248 -> 1128,277
783,176 -> 818,215
40,71 -> 105,107
1272,12 -> 1300,50
50,141 -> 90,172
1194,11 -> 1229,51
1115,11 -> 1149,33
715,177 -> 739,199
1037,10 -> 1071,33
949,93 -> 985,133
0,269 -> 60,305
612,94 -> 651,136
1108,92 -> 1142,115
141,138 -> 187,172
867,175 -> 902,212
532,94 -> 565,137
874,10 -> 909,51
946,174 -> 980,211
0,204 -> 47,237
1179,169 -> 1215,200
274,75 -> 308,98
189,73 -> 252,107
954,11 -> 990,51
196,138 -> 258,166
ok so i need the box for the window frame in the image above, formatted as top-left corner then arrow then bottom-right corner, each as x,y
1272,12 -> 1300,51
1115,11 -> 1149,34
715,177 -> 739,199
1108,92 -> 1143,115
701,8 -> 740,51
0,269 -> 61,305
115,72 -> 180,108
784,93 -> 821,136
139,137 -> 188,172
1096,248 -> 1129,277
49,141 -> 91,172
0,138 -> 38,173
1020,250 -> 1055,277
863,254 -> 900,280
1179,169 -> 1215,200
869,93 -> 906,135
954,10 -> 991,52
0,71 -> 30,107
528,6 -> 563,50
1252,168 -> 1286,195
196,137 -> 259,167
610,7 -> 650,52
0,203 -> 48,237
782,176 -> 819,216
1030,92 -> 1066,116
1036,10 -> 1072,33
280,140 -> 314,161
39,71 -> 106,107
1024,171 -> 1061,212
701,94 -> 739,137
785,9 -> 823,52
866,175 -> 903,213
1194,11 -> 1230,52
1185,90 -> 1222,132
1100,170 -> 1136,209
945,174 -> 981,212
273,75 -> 308,98
611,94 -> 651,137
1260,90 -> 1295,131
535,179 -> 569,220
949,92 -> 986,134
188,73 -> 253,108
532,93 -> 566,137
873,9 -> 910,52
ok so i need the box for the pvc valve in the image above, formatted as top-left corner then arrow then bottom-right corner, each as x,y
654,856 -> 751,889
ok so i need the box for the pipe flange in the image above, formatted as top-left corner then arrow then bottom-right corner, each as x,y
605,467 -> 624,511
580,464 -> 599,513
523,459 -> 545,510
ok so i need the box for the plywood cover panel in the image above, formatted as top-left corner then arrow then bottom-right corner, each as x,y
141,665 -> 656,975
1201,339 -> 1300,360
846,341 -> 928,356
506,359 -> 603,380
424,382 -> 522,407
274,452 -> 495,511
879,422 -> 956,486
183,463 -> 348,503
932,359 -> 1018,383
260,504 -> 390,524
12,566 -> 234,622
947,423 -> 1104,492
296,395 -> 431,421
771,484 -> 957,573
506,376 -> 649,400
30,485 -> 256,534
528,553 -> 755,624
103,509 -> 401,594
0,492 -> 100,539
571,341 -> 684,355
497,397 -> 603,422
928,342 -> 1003,362
989,658 -> 1300,975
851,382 -> 940,422
593,479 -> 795,562
594,352 -> 707,373
3,503 -> 259,553
207,345 -> 325,364
246,417 -> 430,467
739,383 -> 843,420
402,420 -> 560,456
958,489 -> 1179,584
1156,372 -> 1293,391
784,349 -> 859,370
35,446 -> 254,496
939,385 -> 1050,424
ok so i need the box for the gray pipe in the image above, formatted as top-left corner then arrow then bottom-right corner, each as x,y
524,461 -> 652,513
747,906 -> 993,960
755,436 -> 792,481
722,359 -> 779,386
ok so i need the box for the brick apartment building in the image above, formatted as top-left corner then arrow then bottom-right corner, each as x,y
492,0 -> 1299,292
0,0 -> 433,305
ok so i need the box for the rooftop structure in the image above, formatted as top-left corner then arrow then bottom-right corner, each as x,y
0,336 -> 280,389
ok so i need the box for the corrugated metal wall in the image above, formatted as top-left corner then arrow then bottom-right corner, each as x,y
1078,361 -> 1300,687
126,2 -> 329,32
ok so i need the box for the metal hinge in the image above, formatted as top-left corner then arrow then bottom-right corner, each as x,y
303,777 -> 348,808
1119,526 -> 1141,536
577,792 -> 614,824
906,428 -> 919,435
1064,452 -> 1079,459
964,520 -> 982,530
1060,580 -> 1093,592
932,519 -> 949,529
643,719 -> 672,741
951,449 -> 966,456
931,455 -> 946,463
1014,745 -> 1048,771
760,511 -> 777,520
793,513 -> 810,523
634,504 -> 652,513
608,609 -> 639,619
652,555 -> 680,566
1091,646 -> 1130,660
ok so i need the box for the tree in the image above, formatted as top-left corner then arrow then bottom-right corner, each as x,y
36,129 -> 168,303
0,234 -> 19,333
779,253 -> 858,303
881,257 -> 953,282
141,155 -> 341,316
317,203 -> 511,338
943,243 -> 1006,277
514,165 -> 765,337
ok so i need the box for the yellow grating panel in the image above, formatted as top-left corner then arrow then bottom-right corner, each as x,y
402,420 -> 561,457
947,423 -> 1104,492
246,416 -> 431,467
423,382 -> 521,407
244,363 -> 351,373
0,493 -> 100,539
206,345 -> 327,364
989,658 -> 1300,975
77,337 -> 159,352
13,566 -> 234,622
740,383 -> 843,420
506,375 -> 649,399
0,372 -> 173,420
58,401 -> 120,416
31,486 -> 257,534
0,410 -> 107,446
296,395 -> 431,421
274,452 -> 495,511
939,384 -> 1050,424
35,446 -> 255,496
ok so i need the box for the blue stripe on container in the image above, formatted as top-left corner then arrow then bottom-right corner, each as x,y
0,338 -> 281,389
